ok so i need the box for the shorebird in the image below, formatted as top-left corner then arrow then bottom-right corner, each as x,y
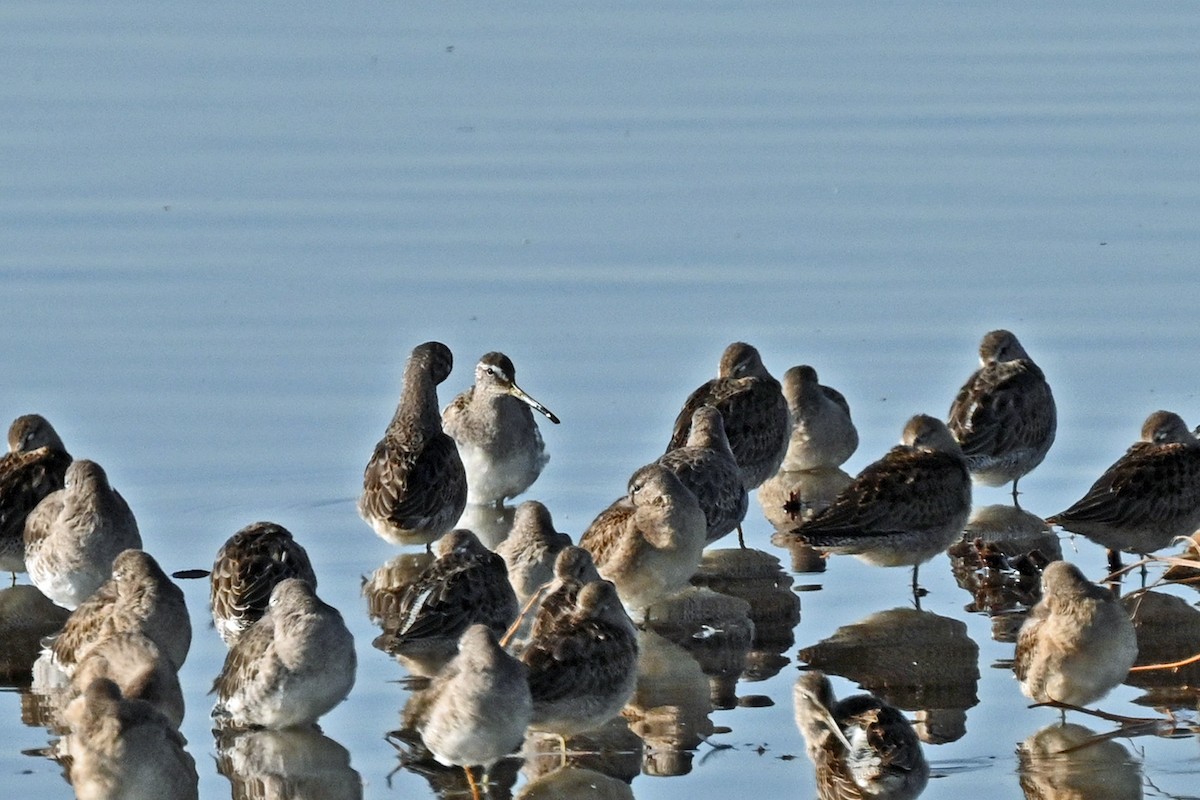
375,529 -> 519,655
359,341 -> 468,548
211,578 -> 356,730
495,501 -> 572,604
658,405 -> 749,545
580,463 -> 707,615
0,414 -> 72,576
64,678 -> 199,800
402,624 -> 532,800
522,580 -> 639,745
793,671 -> 929,800
947,329 -> 1056,500
790,414 -> 972,595
48,549 -> 191,675
1047,410 -> 1200,557
1014,560 -> 1137,708
442,351 -> 560,507
780,366 -> 858,472
66,632 -> 186,730
209,521 -> 317,646
667,342 -> 790,490
24,459 -> 142,610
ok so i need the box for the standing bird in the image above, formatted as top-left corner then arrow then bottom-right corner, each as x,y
1014,560 -> 1138,708
48,549 -> 192,675
580,463 -> 707,615
24,459 -> 142,610
522,580 -> 639,745
211,578 -> 356,730
64,678 -> 199,800
659,406 -> 748,545
0,414 -> 72,576
1047,410 -> 1200,558
667,342 -> 790,491
209,521 -> 317,646
376,529 -> 519,655
790,415 -> 972,595
793,671 -> 929,800
780,366 -> 858,472
359,341 -> 468,548
947,329 -> 1056,501
442,352 -> 560,507
402,624 -> 532,800
495,501 -> 572,604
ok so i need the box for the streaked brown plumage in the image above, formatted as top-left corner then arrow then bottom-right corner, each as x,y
790,415 -> 972,592
667,342 -> 790,490
658,405 -> 748,544
947,329 -> 1056,499
1047,410 -> 1200,555
359,341 -> 468,547
209,521 -> 317,646
0,414 -> 72,574
793,671 -> 929,800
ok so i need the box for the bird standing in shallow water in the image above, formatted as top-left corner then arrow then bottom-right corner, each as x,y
442,352 -> 560,508
790,414 -> 972,596
211,578 -> 355,730
1014,560 -> 1137,708
793,671 -> 929,800
0,414 -> 72,577
780,365 -> 858,472
947,329 -> 1056,501
24,459 -> 142,610
402,624 -> 532,800
495,500 -> 572,605
659,406 -> 749,545
667,342 -> 790,491
1047,410 -> 1200,559
359,341 -> 468,548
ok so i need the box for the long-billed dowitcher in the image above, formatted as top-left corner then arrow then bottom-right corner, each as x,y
659,405 -> 749,545
793,671 -> 929,800
1047,410 -> 1200,557
790,414 -> 972,594
0,414 -> 72,576
443,351 -> 560,507
1014,560 -> 1137,708
376,529 -> 519,655
209,521 -> 317,646
48,549 -> 191,675
402,624 -> 532,799
212,578 -> 356,730
495,500 -> 572,604
667,342 -> 790,490
24,459 -> 142,609
580,463 -> 707,615
64,678 -> 199,800
359,341 -> 468,548
780,366 -> 859,472
947,329 -> 1056,500
522,580 -> 638,743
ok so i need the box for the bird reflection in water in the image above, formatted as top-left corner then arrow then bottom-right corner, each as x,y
1121,589 -> 1200,708
216,725 -> 363,800
516,765 -> 634,800
1018,723 -> 1142,800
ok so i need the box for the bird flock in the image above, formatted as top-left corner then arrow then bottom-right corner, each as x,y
1,329 -> 1195,797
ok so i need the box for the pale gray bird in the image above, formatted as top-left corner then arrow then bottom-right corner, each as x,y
65,632 -> 186,730
359,341 -> 468,548
495,501 -> 572,604
24,459 -> 142,609
780,366 -> 858,472
212,578 -> 356,729
442,351 -> 560,507
1014,560 -> 1138,708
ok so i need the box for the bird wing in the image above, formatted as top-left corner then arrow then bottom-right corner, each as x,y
948,362 -> 1054,459
1049,442 -> 1200,527
361,433 -> 463,530
0,447 -> 70,541
522,619 -> 636,706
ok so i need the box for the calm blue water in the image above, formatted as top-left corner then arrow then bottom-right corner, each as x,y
3,2 -> 1200,798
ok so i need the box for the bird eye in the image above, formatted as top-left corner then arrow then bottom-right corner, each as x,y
485,367 -> 496,376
